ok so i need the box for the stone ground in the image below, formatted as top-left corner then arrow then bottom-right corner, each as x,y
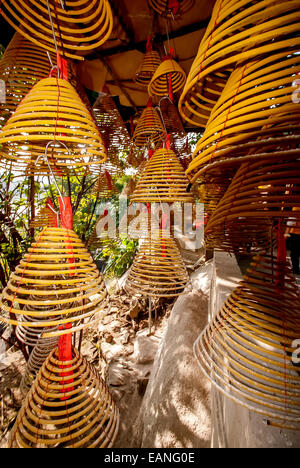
0,289 -> 176,448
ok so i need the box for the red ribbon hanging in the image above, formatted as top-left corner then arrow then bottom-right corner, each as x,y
164,133 -> 171,150
163,49 -> 174,101
163,48 -> 174,61
147,96 -> 153,108
56,53 -> 68,80
168,0 -> 180,15
46,197 -> 59,227
105,171 -> 113,191
148,149 -> 154,160
58,326 -> 73,400
58,196 -> 74,398
146,36 -> 153,52
130,116 -> 135,137
168,72 -> 174,102
59,196 -> 73,231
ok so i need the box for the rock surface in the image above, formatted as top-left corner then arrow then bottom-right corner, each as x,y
134,330 -> 161,365
132,289 -> 212,448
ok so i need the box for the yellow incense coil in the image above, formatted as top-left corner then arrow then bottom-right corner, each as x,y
197,174 -> 231,217
131,148 -> 195,203
126,144 -> 146,169
9,347 -> 119,447
0,77 -> 107,176
93,91 -> 131,165
93,171 -> 118,199
179,0 -> 300,127
135,50 -> 161,88
19,334 -> 59,396
204,157 -> 300,254
16,299 -> 61,347
0,33 -> 56,128
158,98 -> 186,138
148,58 -> 186,97
186,51 -> 300,183
30,206 -> 58,229
125,230 -> 189,298
0,227 -> 108,337
194,253 -> 300,430
132,106 -> 165,148
0,0 -> 113,61
87,226 -> 120,250
148,0 -> 194,18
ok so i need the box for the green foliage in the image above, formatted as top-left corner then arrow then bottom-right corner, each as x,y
0,171 -> 38,289
97,236 -> 138,279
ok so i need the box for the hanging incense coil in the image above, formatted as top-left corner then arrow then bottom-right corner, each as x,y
186,50 -> 300,183
135,50 -> 161,88
0,227 -> 108,337
20,334 -> 59,396
125,230 -> 189,298
93,90 -> 131,166
126,144 -> 146,169
9,346 -> 119,447
0,33 -> 56,128
0,0 -> 113,61
148,58 -> 186,97
179,0 -> 300,127
132,106 -> 165,148
197,174 -> 232,219
87,224 -> 121,251
194,253 -> 300,430
157,97 -> 186,140
204,157 -> 300,254
0,77 -> 107,176
16,305 -> 60,348
131,148 -> 195,204
30,206 -> 58,229
93,171 -> 118,199
148,0 -> 194,18
134,160 -> 148,184
126,201 -> 152,241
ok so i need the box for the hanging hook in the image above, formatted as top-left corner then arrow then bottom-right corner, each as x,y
35,140 -> 71,213
155,102 -> 168,137
46,51 -> 54,69
46,0 -> 59,57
